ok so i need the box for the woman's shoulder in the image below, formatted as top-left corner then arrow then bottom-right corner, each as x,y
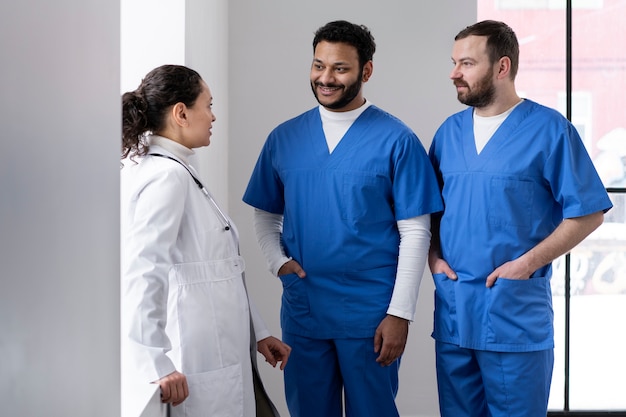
122,153 -> 191,197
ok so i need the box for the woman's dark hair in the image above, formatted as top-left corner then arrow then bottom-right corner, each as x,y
312,20 -> 376,68
121,64 -> 204,159
455,20 -> 519,80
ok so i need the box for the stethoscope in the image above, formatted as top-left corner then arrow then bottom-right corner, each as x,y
149,153 -> 232,231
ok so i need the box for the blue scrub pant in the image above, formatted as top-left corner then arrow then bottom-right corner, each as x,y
283,332 -> 400,417
435,341 -> 554,417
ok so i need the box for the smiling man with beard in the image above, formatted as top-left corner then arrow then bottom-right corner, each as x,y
243,20 -> 443,417
428,20 -> 612,417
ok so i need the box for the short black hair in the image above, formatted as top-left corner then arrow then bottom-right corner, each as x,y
313,20 -> 376,68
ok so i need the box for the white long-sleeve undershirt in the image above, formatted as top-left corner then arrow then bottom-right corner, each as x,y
253,208 -> 431,322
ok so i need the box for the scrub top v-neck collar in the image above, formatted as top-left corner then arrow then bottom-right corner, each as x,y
311,104 -> 376,167
462,99 -> 531,170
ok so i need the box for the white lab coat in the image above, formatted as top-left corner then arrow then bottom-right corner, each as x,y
121,137 -> 272,417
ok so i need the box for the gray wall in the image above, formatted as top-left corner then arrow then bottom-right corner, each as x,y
0,1 -> 120,416
227,2 -> 474,416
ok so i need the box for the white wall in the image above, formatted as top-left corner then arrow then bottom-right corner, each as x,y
226,2 -> 474,416
185,0 -> 230,209
0,1 -> 120,416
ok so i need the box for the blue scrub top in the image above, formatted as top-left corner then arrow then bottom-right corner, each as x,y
244,105 -> 443,338
429,99 -> 613,351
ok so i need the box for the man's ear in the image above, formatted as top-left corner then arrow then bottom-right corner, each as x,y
362,61 -> 373,82
171,102 -> 189,127
497,56 -> 512,80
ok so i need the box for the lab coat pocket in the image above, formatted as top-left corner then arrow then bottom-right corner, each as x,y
170,257 -> 250,373
173,363 -> 244,417
486,277 -> 552,345
432,273 -> 457,339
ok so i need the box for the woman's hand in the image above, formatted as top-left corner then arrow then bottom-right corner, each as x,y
157,370 -> 189,406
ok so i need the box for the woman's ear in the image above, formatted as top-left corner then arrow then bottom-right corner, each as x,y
171,102 -> 189,127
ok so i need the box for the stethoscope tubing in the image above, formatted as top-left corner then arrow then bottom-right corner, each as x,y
149,153 -> 232,231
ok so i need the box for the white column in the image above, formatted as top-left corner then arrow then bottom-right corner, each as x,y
120,0 -> 186,93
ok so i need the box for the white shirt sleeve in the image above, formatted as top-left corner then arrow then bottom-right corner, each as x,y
253,208 -> 292,276
386,214 -> 432,321
248,297 -> 271,342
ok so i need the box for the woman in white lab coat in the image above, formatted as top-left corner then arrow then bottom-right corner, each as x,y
121,64 -> 290,417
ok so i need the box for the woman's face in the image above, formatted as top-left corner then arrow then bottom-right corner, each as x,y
181,81 -> 216,148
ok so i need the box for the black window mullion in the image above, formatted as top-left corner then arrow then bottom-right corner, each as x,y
563,0 -> 573,412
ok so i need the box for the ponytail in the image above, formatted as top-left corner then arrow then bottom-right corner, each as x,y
121,91 -> 149,159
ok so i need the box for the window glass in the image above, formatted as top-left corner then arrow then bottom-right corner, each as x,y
570,5 -> 625,408
568,193 -> 626,409
495,0 -> 602,9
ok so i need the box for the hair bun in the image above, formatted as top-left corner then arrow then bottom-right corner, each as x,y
130,91 -> 148,111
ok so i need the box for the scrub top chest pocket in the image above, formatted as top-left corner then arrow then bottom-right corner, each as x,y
488,177 -> 534,229
342,172 -> 393,223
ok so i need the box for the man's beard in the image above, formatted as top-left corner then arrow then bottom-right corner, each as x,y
311,70 -> 363,110
456,68 -> 495,108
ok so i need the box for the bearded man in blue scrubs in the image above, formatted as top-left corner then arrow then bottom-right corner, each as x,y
428,20 -> 613,417
243,20 -> 443,417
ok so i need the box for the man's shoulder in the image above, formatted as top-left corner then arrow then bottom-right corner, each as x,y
519,98 -> 563,119
361,105 -> 415,134
364,104 -> 401,122
436,106 -> 470,131
517,99 -> 573,133
274,107 -> 319,130
262,108 -> 319,144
